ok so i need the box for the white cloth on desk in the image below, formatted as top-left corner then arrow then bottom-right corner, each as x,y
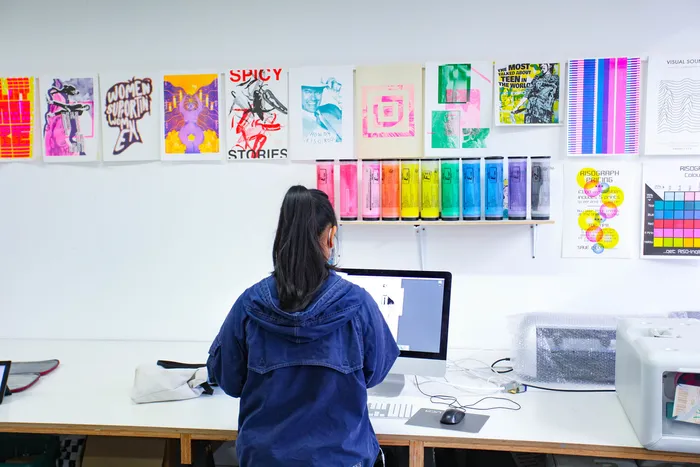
131,364 -> 209,404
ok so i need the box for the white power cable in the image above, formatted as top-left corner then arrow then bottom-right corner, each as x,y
414,357 -> 512,396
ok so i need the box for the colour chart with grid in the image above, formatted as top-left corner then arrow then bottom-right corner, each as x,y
644,186 -> 700,257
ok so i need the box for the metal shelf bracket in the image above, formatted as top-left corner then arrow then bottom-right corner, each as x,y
414,225 -> 426,270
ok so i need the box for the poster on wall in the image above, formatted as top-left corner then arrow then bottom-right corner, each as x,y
642,161 -> 700,259
645,56 -> 700,156
567,57 -> 641,157
562,162 -> 635,258
424,62 -> 492,157
495,62 -> 561,126
100,73 -> 160,162
0,76 -> 35,160
288,66 -> 353,161
39,75 -> 100,163
226,68 -> 288,161
355,64 -> 423,159
162,73 -> 221,162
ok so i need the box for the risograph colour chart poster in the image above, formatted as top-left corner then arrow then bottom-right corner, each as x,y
642,161 -> 700,259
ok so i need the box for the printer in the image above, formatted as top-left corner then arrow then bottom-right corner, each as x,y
616,318 -> 700,454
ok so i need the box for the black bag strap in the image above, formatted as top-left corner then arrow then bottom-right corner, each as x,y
156,360 -> 206,370
155,361 -> 218,390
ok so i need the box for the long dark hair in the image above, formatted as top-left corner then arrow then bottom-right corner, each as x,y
273,185 -> 338,311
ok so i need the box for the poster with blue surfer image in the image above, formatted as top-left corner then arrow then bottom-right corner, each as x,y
289,66 -> 354,160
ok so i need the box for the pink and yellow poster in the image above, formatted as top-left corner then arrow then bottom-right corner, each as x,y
162,73 -> 221,161
0,77 -> 35,160
39,75 -> 100,162
354,65 -> 423,159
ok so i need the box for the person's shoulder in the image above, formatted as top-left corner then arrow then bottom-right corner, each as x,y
231,275 -> 275,311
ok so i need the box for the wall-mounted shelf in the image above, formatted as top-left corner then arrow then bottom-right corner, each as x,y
339,220 -> 555,226
337,219 -> 555,265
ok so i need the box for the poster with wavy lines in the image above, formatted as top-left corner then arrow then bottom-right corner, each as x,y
566,57 -> 641,157
645,57 -> 700,156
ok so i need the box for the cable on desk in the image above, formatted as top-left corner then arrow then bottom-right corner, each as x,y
486,358 -> 613,393
490,357 -> 513,374
414,376 -> 522,412
523,383 -> 615,393
446,358 -> 511,393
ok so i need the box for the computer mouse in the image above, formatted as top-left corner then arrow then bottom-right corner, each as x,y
439,408 -> 465,425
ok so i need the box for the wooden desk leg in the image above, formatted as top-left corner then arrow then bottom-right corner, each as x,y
180,433 -> 192,465
409,440 -> 425,467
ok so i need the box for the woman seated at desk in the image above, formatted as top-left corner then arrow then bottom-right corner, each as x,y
208,185 -> 399,467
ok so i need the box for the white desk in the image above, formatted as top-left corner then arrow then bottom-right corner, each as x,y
0,339 -> 698,467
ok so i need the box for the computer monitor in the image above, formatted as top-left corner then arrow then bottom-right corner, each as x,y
339,268 -> 452,396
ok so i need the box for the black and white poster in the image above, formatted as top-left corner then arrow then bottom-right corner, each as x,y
645,56 -> 700,156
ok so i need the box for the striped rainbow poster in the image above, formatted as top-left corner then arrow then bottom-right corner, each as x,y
567,57 -> 641,156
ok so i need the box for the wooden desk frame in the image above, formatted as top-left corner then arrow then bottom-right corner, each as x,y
1,423 -> 699,466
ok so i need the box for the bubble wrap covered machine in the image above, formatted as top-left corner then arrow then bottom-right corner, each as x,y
510,313 -> 618,388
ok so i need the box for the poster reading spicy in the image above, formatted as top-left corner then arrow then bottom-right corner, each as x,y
226,68 -> 289,160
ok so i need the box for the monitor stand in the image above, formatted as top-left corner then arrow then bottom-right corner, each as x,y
368,374 -> 406,398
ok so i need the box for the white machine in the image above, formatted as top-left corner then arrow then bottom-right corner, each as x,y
616,318 -> 700,454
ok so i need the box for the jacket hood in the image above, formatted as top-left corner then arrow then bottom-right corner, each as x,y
244,272 -> 363,343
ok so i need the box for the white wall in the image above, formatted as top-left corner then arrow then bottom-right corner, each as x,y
1,0 -> 700,350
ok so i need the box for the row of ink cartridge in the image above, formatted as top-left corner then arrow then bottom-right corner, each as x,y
316,156 -> 551,221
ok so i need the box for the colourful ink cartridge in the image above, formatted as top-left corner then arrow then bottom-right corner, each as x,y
401,159 -> 420,221
339,160 -> 358,221
421,159 -> 440,220
485,157 -> 504,220
462,158 -> 481,220
381,160 -> 400,220
441,158 -> 460,220
361,160 -> 380,220
508,157 -> 527,220
531,156 -> 551,220
316,160 -> 335,208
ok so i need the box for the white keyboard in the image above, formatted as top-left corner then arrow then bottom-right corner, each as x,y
367,402 -> 415,419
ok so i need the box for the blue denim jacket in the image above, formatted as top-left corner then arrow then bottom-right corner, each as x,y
207,271 -> 400,467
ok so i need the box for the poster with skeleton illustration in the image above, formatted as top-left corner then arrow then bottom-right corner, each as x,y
226,68 -> 289,160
